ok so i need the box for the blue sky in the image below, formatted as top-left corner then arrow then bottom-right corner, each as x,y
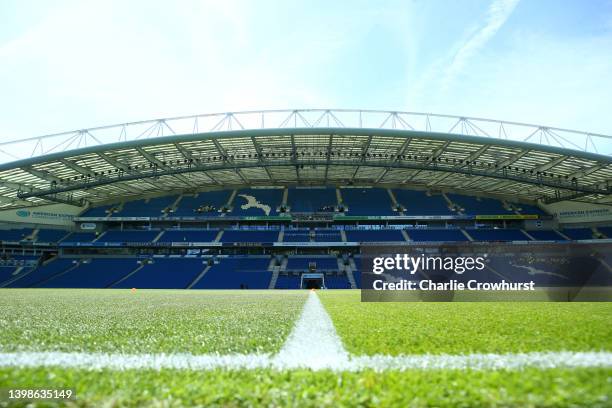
1,0 -> 611,141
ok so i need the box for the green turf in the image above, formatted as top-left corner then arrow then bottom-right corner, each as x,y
318,290 -> 612,355
0,289 -> 306,354
2,367 -> 611,407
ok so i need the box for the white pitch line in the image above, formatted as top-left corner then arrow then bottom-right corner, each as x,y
1,291 -> 612,371
272,290 -> 351,370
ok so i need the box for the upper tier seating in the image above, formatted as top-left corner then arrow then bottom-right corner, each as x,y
511,202 -> 547,215
288,187 -> 337,212
231,188 -> 283,216
408,229 -> 468,242
345,229 -> 405,242
341,188 -> 395,215
157,230 -> 219,243
561,228 -> 594,240
0,228 -> 33,242
447,194 -> 513,215
116,196 -> 178,217
221,230 -> 279,243
467,229 -> 530,241
192,257 -> 271,289
41,258 -> 140,288
113,258 -> 205,289
97,230 -> 159,243
36,229 -> 70,243
173,191 -> 232,216
527,230 -> 566,241
81,204 -> 114,217
393,190 -> 452,215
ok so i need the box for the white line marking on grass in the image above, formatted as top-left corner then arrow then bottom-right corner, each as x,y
2,291 -> 612,372
2,351 -> 612,372
0,352 -> 270,371
272,290 -> 350,370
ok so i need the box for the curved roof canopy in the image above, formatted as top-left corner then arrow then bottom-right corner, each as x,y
0,110 -> 610,209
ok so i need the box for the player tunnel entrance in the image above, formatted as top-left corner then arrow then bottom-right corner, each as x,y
301,273 -> 325,289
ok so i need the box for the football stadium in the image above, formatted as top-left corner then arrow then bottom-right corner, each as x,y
0,109 -> 611,406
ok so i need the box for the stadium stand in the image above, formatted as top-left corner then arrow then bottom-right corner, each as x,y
466,229 -> 530,241
527,230 -> 567,241
288,187 -> 337,212
113,258 -> 205,289
173,191 -> 232,216
345,229 -> 405,242
7,258 -> 76,288
97,230 -> 160,243
157,229 -> 218,243
192,257 -> 272,289
408,228 -> 469,242
41,258 -> 140,288
116,196 -> 178,217
341,188 -> 395,215
231,188 -> 283,216
0,228 -> 33,242
286,256 -> 338,271
393,190 -> 452,215
446,193 -> 512,215
562,228 -> 594,240
221,229 -> 279,243
35,229 -> 70,243
274,275 -> 301,289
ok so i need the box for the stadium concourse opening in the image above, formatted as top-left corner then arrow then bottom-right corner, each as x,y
0,113 -> 610,290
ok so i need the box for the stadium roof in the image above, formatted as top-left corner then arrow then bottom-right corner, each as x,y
0,109 -> 610,209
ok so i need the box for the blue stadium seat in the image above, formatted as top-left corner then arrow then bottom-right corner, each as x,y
408,229 -> 468,242
192,257 -> 272,289
117,196 -> 178,217
173,191 -> 232,216
221,230 -> 279,243
341,188 -> 395,215
467,229 -> 529,241
314,229 -> 343,242
283,230 -> 310,242
512,202 -> 547,215
528,230 -> 566,241
447,194 -> 512,215
288,187 -> 337,212
393,190 -> 452,215
0,228 -> 33,242
113,258 -> 205,289
81,205 -> 114,217
36,229 -> 70,243
345,229 -> 405,242
231,188 -> 283,216
62,232 -> 98,243
157,230 -> 219,243
42,258 -> 140,288
562,228 -> 594,240
598,226 -> 612,238
8,258 -> 76,288
274,275 -> 301,289
324,275 -> 351,289
97,230 -> 159,243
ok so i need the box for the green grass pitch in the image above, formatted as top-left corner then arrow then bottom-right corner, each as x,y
1,288 -> 611,407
